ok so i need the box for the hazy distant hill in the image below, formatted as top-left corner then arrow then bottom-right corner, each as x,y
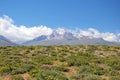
0,35 -> 17,46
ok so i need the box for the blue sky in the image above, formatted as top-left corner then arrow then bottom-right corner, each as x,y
0,0 -> 120,32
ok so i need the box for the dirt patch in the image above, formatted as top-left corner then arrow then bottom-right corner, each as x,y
22,73 -> 32,80
64,66 -> 77,79
2,75 -> 12,80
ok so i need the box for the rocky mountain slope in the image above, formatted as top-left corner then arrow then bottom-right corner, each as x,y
23,30 -> 120,46
0,35 -> 17,46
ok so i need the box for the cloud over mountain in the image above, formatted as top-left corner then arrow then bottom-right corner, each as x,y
77,28 -> 119,42
0,15 -> 120,43
0,15 -> 53,43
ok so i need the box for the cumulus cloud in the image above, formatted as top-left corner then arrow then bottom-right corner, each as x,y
77,28 -> 119,42
55,28 -> 66,35
0,15 -> 120,43
0,15 -> 53,43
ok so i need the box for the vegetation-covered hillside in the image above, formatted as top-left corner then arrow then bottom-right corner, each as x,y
0,45 -> 120,80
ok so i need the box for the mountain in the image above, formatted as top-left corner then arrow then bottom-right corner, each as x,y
23,35 -> 48,45
23,31 -> 120,46
23,30 -> 79,45
0,35 -> 17,46
49,31 -> 78,40
77,36 -> 120,45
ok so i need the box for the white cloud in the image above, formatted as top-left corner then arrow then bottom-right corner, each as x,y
77,28 -> 120,42
0,15 -> 53,43
0,15 -> 120,43
55,28 -> 66,35
101,32 -> 118,42
77,28 -> 101,38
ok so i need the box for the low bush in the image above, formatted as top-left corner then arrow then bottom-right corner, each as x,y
52,66 -> 69,72
70,74 -> 101,80
77,65 -> 106,75
12,74 -> 24,80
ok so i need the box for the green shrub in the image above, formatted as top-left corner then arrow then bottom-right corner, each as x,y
31,70 -> 68,80
29,69 -> 40,78
70,74 -> 101,80
10,63 -> 34,75
109,76 -> 120,80
109,70 -> 120,76
77,65 -> 106,75
107,60 -> 120,70
52,66 -> 69,72
12,74 -> 24,80
84,74 -> 101,80
51,53 -> 57,56
67,54 -> 89,66
33,55 -> 53,65
40,70 -> 68,80
0,66 -> 12,74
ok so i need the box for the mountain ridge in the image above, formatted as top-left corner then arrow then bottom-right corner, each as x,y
23,31 -> 120,46
1,30 -> 120,46
0,35 -> 17,46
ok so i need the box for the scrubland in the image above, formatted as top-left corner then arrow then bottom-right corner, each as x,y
0,45 -> 120,80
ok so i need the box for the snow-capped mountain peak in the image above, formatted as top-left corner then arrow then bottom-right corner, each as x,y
23,30 -> 120,46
